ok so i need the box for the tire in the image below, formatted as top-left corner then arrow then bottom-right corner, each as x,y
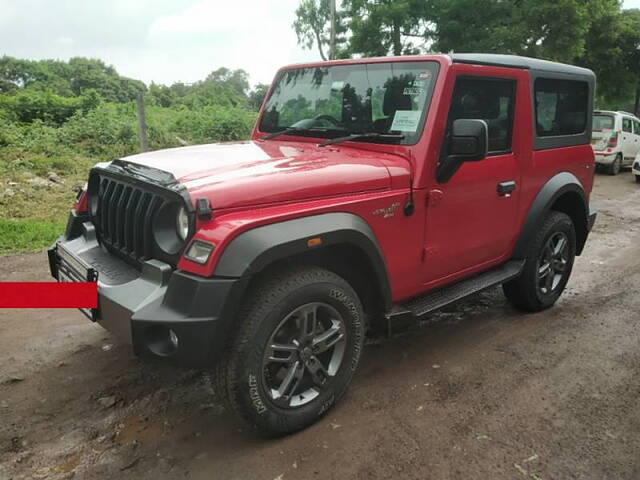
607,154 -> 622,175
503,211 -> 576,312
214,265 -> 365,436
635,175 -> 640,184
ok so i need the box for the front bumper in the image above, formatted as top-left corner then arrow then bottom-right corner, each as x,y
49,215 -> 247,368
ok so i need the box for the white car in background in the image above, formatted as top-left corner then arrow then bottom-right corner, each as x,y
592,110 -> 640,175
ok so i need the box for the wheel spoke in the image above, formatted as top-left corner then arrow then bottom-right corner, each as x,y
298,304 -> 319,341
266,342 -> 298,364
538,261 -> 551,276
305,355 -> 329,386
275,360 -> 304,400
312,320 -> 344,354
553,236 -> 567,257
545,267 -> 554,292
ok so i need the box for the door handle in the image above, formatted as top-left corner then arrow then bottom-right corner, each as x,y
497,181 -> 516,196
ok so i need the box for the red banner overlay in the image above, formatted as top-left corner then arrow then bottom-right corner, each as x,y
0,282 -> 98,308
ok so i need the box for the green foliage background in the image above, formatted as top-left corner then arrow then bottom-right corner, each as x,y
0,58 -> 264,254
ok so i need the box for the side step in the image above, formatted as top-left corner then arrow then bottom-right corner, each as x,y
386,260 -> 525,334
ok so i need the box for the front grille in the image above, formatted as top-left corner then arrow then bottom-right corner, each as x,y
89,172 -> 182,268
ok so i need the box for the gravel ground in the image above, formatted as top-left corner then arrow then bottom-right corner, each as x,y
1,173 -> 640,480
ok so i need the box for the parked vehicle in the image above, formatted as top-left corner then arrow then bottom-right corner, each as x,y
592,110 -> 640,175
49,54 -> 597,436
632,150 -> 640,183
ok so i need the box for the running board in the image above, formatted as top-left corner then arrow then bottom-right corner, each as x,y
386,260 -> 525,335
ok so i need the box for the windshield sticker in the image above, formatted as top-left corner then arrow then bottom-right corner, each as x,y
391,110 -> 422,132
403,87 -> 425,96
331,80 -> 345,91
419,71 -> 432,79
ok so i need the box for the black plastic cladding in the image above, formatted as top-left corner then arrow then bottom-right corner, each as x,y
214,212 -> 393,310
87,160 -> 195,268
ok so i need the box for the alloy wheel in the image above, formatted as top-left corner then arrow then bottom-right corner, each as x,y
262,302 -> 347,408
537,231 -> 569,296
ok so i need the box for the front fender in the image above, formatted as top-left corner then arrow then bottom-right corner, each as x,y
214,212 -> 392,310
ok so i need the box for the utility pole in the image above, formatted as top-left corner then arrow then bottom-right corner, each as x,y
329,0 -> 336,60
136,92 -> 149,152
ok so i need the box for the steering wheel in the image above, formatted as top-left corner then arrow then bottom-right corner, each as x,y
313,114 -> 341,127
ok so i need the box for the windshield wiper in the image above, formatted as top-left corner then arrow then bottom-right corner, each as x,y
261,127 -> 328,141
318,132 -> 404,147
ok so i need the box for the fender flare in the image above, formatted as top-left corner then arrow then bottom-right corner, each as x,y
512,172 -> 589,259
214,212 -> 392,310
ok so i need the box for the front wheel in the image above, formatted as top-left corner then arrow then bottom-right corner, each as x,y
503,211 -> 576,312
214,266 -> 365,436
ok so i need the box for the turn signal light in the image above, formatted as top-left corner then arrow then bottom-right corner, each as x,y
185,240 -> 214,264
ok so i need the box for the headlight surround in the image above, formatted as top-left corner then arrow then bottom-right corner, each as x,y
176,206 -> 189,241
153,202 -> 191,255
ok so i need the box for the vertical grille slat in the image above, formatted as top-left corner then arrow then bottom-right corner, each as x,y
142,196 -> 162,260
124,189 -> 141,254
115,186 -> 132,248
100,180 -> 116,242
133,192 -> 151,258
107,184 -> 123,244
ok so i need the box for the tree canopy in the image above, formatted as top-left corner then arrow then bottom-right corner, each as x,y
293,0 -> 640,113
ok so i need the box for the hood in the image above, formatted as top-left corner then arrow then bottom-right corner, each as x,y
119,141 -> 402,210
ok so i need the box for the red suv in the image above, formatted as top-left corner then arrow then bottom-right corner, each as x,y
49,54 -> 597,435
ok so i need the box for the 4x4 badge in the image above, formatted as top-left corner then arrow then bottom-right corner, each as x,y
372,202 -> 401,218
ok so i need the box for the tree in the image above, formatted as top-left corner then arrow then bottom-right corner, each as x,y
345,0 -> 431,56
248,83 -> 270,111
293,0 -> 347,60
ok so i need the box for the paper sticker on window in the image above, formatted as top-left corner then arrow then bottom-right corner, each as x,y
403,87 -> 424,96
331,81 -> 345,90
390,110 -> 422,132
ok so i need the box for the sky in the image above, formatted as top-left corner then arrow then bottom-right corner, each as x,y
1,0 -> 639,88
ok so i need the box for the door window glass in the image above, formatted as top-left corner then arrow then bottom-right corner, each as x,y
446,77 -> 516,154
622,117 -> 633,133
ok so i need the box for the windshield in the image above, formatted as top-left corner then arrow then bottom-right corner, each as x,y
259,61 -> 440,145
593,114 -> 614,131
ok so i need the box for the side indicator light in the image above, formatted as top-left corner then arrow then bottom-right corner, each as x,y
307,237 -> 322,247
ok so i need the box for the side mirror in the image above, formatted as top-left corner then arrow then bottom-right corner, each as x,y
436,119 -> 489,183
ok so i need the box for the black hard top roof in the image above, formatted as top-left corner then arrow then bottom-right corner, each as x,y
450,53 -> 595,78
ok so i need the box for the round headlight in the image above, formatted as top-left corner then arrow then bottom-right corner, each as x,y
176,206 -> 189,241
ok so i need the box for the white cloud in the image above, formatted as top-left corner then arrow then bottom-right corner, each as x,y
0,0 -> 318,87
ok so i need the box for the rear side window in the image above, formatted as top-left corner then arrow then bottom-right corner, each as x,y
623,117 -> 633,133
634,120 -> 640,134
447,77 -> 516,154
593,114 -> 614,131
534,78 -> 588,137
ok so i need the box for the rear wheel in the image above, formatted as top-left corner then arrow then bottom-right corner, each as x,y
214,265 -> 365,436
635,175 -> 640,184
503,211 -> 576,312
607,154 -> 622,175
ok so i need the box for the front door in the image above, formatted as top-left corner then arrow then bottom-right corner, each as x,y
422,74 -> 522,285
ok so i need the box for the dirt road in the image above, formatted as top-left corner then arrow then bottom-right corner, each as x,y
2,173 -> 640,480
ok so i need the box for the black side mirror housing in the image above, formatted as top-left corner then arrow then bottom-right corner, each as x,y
436,119 -> 489,183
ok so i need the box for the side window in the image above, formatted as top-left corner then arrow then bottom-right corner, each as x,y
447,77 -> 516,154
622,117 -> 633,133
634,120 -> 640,134
534,78 -> 588,137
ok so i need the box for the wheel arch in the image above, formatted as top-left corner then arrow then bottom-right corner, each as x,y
512,172 -> 589,258
214,213 -> 393,315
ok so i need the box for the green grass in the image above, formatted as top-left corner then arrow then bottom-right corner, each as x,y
0,219 -> 65,255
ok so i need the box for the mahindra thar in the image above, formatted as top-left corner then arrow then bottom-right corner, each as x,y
49,54 -> 597,435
